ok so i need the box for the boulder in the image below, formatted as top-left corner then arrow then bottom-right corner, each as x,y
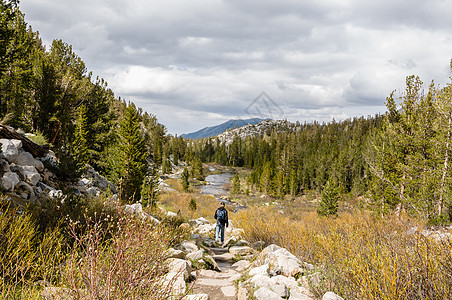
255,244 -> 302,277
167,258 -> 192,282
167,248 -> 186,259
203,254 -> 221,271
176,241 -> 199,253
229,246 -> 253,256
123,203 -> 143,214
186,249 -> 204,261
19,165 -> 41,186
1,171 -> 19,191
15,150 -> 44,171
0,139 -> 21,162
83,167 -> 117,193
1,159 -> 10,172
249,264 -> 269,277
166,272 -> 186,295
253,286 -> 284,300
232,260 -> 251,272
167,211 -> 177,217
322,292 -> 344,300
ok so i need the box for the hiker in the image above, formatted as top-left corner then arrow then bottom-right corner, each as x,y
214,202 -> 228,245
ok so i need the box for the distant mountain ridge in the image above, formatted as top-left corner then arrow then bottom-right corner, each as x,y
181,118 -> 265,139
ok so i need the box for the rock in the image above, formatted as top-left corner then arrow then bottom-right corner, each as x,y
17,181 -> 35,198
190,233 -> 203,244
229,246 -> 253,256
203,254 -> 221,271
250,274 -> 273,288
49,189 -> 63,199
249,264 -> 269,277
232,260 -> 251,272
167,248 -> 186,259
322,292 -> 344,300
221,285 -> 236,297
186,249 -> 204,261
167,211 -> 177,217
166,272 -> 186,295
188,217 -> 210,227
0,139 -> 21,162
15,150 -> 44,171
176,241 -> 199,253
252,240 -> 267,250
167,258 -> 192,282
1,171 -> 19,191
182,294 -> 209,300
179,222 -> 190,230
19,165 -> 41,186
271,275 -> 298,289
202,237 -> 217,248
237,285 -> 248,300
254,286 -> 284,300
289,286 -> 315,300
233,239 -> 250,247
83,167 -> 117,194
1,159 -> 9,172
255,244 -> 302,277
123,203 -> 143,214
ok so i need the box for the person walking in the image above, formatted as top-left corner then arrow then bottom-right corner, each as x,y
214,202 -> 228,245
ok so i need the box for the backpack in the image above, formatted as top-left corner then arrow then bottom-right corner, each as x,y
217,208 -> 226,223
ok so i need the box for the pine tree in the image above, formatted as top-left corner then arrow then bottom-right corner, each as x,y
317,179 -> 339,216
181,166 -> 189,191
231,173 -> 241,195
141,164 -> 159,208
72,104 -> 89,170
118,102 -> 147,203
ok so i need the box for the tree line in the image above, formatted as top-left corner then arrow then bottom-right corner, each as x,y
187,63 -> 452,223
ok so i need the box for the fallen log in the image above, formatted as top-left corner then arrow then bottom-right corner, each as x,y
0,125 -> 49,158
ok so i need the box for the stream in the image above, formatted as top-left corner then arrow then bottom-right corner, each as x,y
200,168 -> 246,211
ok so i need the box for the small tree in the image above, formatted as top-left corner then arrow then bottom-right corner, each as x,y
141,164 -> 159,208
231,173 -> 241,195
188,198 -> 197,212
317,179 -> 339,216
181,166 -> 189,191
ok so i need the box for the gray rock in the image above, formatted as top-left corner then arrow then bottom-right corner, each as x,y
166,272 -> 186,295
249,264 -> 269,277
1,159 -> 10,172
0,139 -> 21,162
186,249 -> 204,261
15,150 -> 44,171
17,181 -> 35,198
167,258 -> 192,282
252,240 -> 267,250
229,246 -> 253,256
254,286 -> 284,300
1,171 -> 19,191
168,248 -> 186,259
255,244 -> 302,277
123,203 -> 143,214
19,165 -> 41,186
232,260 -> 251,272
176,241 -> 199,253
203,254 -> 221,271
322,292 -> 344,300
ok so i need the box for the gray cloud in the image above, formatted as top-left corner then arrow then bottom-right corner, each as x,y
20,0 -> 452,134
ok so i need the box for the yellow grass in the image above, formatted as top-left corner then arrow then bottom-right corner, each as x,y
235,207 -> 452,299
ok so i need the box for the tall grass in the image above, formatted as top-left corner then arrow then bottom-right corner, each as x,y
0,202 -> 66,299
64,212 -> 183,299
235,207 -> 452,299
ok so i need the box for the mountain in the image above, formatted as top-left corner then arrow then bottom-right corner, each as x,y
181,118 -> 265,139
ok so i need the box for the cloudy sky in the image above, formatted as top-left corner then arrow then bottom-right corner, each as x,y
20,0 -> 452,135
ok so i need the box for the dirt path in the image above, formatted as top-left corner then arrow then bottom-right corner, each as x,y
190,247 -> 240,300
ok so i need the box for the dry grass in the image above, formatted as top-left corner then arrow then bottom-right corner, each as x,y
159,189 -> 221,222
235,207 -> 452,299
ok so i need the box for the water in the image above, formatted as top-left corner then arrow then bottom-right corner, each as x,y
201,171 -> 246,211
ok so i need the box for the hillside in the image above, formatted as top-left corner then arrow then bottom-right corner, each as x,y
181,118 -> 265,139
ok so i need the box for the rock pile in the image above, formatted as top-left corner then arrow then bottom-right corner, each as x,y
1,136 -> 117,203
169,216 -> 344,300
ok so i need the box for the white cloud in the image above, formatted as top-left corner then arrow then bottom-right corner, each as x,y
19,0 -> 452,134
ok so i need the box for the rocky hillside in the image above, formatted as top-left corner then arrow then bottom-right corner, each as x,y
181,118 -> 265,140
0,126 -> 117,205
217,119 -> 299,145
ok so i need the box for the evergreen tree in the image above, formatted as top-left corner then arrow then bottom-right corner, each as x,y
118,102 -> 147,203
141,164 -> 159,208
317,179 -> 339,217
181,166 -> 189,191
72,104 -> 89,170
231,173 -> 241,195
